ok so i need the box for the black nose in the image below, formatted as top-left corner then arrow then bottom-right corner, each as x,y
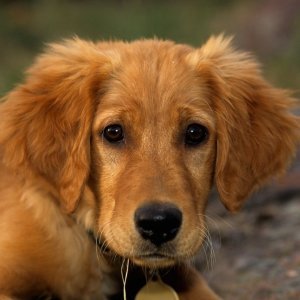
134,202 -> 182,246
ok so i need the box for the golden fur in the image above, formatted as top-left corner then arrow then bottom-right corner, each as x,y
0,36 -> 299,299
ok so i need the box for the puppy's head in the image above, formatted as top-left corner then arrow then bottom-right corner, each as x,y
1,37 -> 298,268
91,40 -> 217,267
91,37 -> 299,267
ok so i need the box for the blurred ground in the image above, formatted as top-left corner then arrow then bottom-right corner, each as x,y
201,152 -> 300,299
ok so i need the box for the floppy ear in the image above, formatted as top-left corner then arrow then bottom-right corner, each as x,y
0,38 -> 112,213
187,35 -> 300,212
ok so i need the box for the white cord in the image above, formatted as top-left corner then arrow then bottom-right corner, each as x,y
121,258 -> 130,300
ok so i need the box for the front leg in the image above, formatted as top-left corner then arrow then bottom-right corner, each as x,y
162,265 -> 222,300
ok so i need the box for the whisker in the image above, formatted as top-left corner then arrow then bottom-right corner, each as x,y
93,220 -> 114,265
193,221 -> 216,271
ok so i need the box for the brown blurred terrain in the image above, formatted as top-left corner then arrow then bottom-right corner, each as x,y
203,190 -> 299,299
201,149 -> 300,299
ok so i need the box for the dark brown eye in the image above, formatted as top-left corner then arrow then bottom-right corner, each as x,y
103,124 -> 124,143
185,123 -> 208,146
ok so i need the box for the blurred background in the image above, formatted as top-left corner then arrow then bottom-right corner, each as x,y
0,0 -> 299,299
0,0 -> 300,96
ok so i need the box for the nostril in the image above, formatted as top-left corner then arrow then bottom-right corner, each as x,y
134,202 -> 182,246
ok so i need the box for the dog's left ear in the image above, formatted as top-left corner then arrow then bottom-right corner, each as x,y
187,35 -> 300,212
0,38 -> 112,213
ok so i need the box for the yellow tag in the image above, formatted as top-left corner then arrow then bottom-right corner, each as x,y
135,280 -> 179,300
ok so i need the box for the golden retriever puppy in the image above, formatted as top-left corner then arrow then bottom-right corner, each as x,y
0,36 -> 299,300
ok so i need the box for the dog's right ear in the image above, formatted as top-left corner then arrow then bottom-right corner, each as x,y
0,38 -> 112,213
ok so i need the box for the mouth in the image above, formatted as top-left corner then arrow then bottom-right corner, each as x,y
91,233 -> 183,267
133,253 -> 177,267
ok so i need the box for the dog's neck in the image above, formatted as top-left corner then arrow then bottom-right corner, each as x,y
87,231 -> 193,300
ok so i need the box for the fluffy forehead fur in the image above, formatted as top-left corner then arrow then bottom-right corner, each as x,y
96,40 -> 214,126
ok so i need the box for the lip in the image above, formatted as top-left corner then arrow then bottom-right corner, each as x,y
138,253 -> 168,259
133,253 -> 176,267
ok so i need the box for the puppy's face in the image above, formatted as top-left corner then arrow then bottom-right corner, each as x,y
3,37 -> 297,269
91,42 -> 216,267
